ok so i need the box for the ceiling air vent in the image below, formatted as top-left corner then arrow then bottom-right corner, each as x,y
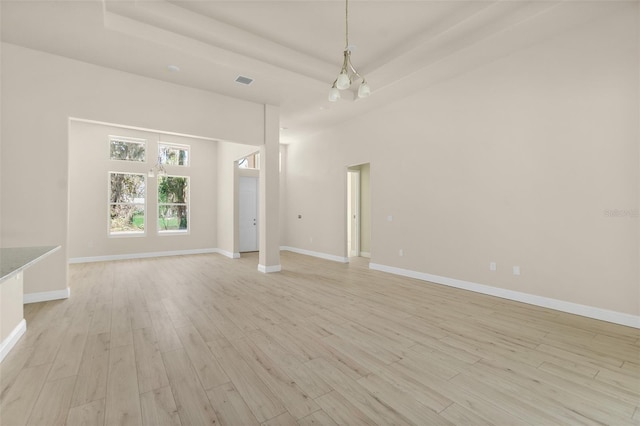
235,75 -> 254,85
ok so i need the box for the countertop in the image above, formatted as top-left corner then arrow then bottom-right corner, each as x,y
0,246 -> 61,283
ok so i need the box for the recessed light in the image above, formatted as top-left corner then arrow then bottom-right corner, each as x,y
280,127 -> 288,131
167,65 -> 180,72
235,75 -> 254,85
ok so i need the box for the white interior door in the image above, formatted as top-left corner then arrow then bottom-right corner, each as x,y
239,176 -> 259,252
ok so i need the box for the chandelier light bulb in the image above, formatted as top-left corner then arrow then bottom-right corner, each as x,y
328,86 -> 341,102
336,71 -> 351,90
358,82 -> 371,98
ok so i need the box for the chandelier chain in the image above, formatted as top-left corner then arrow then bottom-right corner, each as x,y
328,0 -> 370,101
345,0 -> 349,48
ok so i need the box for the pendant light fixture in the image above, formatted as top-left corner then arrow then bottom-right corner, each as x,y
329,0 -> 370,102
148,155 -> 167,178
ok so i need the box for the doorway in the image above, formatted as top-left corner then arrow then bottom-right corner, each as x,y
347,170 -> 360,257
239,175 -> 259,252
347,163 -> 371,258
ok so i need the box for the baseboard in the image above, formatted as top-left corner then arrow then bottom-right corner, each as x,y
24,287 -> 71,304
215,249 -> 240,259
369,263 -> 640,329
69,248 -> 221,264
0,319 -> 26,363
360,251 -> 371,258
258,264 -> 282,273
280,246 -> 349,263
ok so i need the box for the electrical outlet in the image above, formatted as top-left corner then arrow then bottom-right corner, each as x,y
399,249 -> 404,257
387,215 -> 393,222
513,266 -> 521,276
489,262 -> 496,271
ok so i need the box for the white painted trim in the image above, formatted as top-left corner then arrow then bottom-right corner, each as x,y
24,287 -> 71,304
348,169 -> 361,258
216,249 -> 240,259
369,263 -> 640,329
0,319 -> 26,363
70,117 -> 218,142
280,246 -> 349,263
258,264 -> 282,273
69,248 -> 222,264
360,251 -> 371,258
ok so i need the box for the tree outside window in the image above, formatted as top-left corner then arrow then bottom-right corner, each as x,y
158,176 -> 189,232
109,173 -> 145,234
159,143 -> 189,166
109,136 -> 146,162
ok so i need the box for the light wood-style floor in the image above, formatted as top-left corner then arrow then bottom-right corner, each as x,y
1,252 -> 639,426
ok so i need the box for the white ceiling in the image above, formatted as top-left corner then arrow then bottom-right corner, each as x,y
0,0 -> 626,143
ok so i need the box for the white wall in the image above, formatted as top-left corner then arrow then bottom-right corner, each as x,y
284,4 -> 639,317
279,145 -> 288,247
1,273 -> 23,344
68,121 -> 218,260
1,43 -> 264,296
216,142 -> 260,257
360,163 -> 371,255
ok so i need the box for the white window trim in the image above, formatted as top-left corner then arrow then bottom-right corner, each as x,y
158,142 -> 191,167
108,172 -> 147,237
157,175 -> 190,235
109,135 -> 147,162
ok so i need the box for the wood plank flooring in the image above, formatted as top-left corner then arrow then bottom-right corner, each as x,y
1,252 -> 639,425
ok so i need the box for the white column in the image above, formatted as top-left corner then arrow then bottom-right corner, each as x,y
258,105 -> 281,273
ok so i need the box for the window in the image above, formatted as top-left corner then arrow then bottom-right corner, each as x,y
159,143 -> 189,166
107,138 -> 191,236
158,176 -> 189,233
238,152 -> 260,169
109,172 -> 146,235
109,136 -> 146,162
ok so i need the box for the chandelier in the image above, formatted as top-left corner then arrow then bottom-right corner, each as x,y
148,156 -> 167,178
328,0 -> 370,102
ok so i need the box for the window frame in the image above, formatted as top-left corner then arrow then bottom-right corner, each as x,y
157,174 -> 190,235
109,135 -> 147,162
238,152 -> 260,169
107,171 -> 147,237
158,142 -> 190,167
